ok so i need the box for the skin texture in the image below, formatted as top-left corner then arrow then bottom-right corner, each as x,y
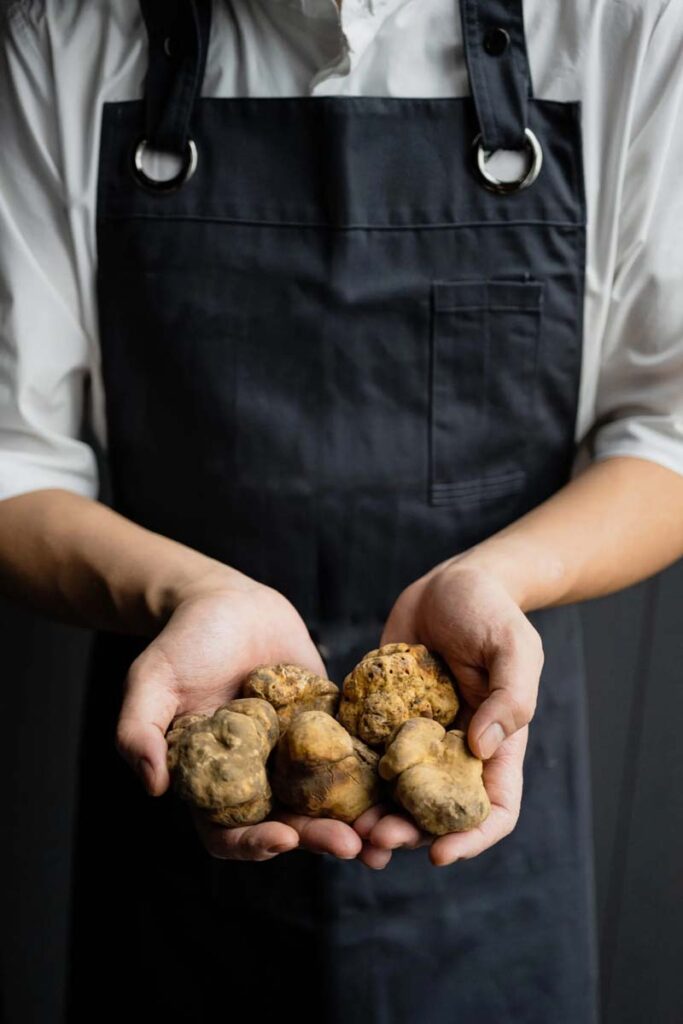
338,642 -> 459,746
242,663 -> 339,729
379,718 -> 490,835
273,710 -> 381,822
2,456 -> 683,868
166,697 -> 280,826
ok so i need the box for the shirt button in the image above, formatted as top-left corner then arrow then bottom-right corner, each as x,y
483,27 -> 510,56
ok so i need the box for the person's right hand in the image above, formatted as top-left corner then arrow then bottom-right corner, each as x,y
114,570 -> 366,864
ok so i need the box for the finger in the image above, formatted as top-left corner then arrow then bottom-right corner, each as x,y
192,813 -> 300,861
430,728 -> 527,866
368,812 -> 429,850
352,802 -> 394,839
115,659 -> 180,796
357,841 -> 393,870
468,623 -> 543,759
429,805 -> 518,866
273,811 -> 363,859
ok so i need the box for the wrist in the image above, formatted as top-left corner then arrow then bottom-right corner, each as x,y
439,536 -> 570,612
146,557 -> 258,630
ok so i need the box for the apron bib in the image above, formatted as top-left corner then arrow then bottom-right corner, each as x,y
67,2 -> 599,1020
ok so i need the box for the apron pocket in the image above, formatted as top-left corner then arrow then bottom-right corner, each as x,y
429,277 -> 545,507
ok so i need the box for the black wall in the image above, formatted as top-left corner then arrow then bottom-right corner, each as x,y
1,562 -> 682,1022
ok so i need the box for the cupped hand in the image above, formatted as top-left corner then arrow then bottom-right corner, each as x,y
355,725 -> 527,865
355,560 -> 542,866
115,571 -> 363,863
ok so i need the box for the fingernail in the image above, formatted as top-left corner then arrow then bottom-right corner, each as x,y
267,844 -> 293,855
479,722 -> 505,759
137,757 -> 155,791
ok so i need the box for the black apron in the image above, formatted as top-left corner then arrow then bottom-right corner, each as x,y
67,1 -> 600,1020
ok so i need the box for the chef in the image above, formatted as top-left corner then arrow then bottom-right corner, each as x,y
1,1 -> 682,1021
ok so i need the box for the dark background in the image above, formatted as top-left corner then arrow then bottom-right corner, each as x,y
1,559 -> 682,1022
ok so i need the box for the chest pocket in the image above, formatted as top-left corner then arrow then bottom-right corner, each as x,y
429,277 -> 545,507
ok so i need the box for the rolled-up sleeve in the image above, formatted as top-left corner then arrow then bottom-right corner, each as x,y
0,2 -> 98,501
587,0 -> 683,476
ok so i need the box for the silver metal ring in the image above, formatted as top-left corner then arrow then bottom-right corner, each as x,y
131,137 -> 198,194
473,127 -> 543,194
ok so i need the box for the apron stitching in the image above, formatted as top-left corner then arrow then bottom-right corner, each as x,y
98,213 -> 586,230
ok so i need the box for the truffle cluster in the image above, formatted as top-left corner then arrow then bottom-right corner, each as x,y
166,643 -> 490,837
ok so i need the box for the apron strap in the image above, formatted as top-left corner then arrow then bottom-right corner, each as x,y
459,0 -> 533,151
138,0 -> 212,155
136,0 -> 531,157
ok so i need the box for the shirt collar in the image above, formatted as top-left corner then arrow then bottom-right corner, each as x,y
263,0 -> 375,19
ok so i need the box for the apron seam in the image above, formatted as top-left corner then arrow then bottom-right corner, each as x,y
97,213 -> 587,230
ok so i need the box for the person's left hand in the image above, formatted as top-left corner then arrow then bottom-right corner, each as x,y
354,558 -> 542,867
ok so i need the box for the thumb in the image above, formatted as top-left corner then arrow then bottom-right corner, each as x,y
467,631 -> 543,760
116,665 -> 179,796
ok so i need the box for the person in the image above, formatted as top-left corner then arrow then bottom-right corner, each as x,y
1,0 -> 682,1021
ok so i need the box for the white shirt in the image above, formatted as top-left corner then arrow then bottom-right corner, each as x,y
1,0 -> 682,502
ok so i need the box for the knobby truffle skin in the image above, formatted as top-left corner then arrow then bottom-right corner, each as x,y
379,718 -> 490,835
338,642 -> 459,747
166,697 -> 280,828
272,710 -> 381,823
242,663 -> 340,729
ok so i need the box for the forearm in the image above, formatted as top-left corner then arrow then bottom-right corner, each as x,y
450,456 -> 683,612
0,489 -> 243,635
